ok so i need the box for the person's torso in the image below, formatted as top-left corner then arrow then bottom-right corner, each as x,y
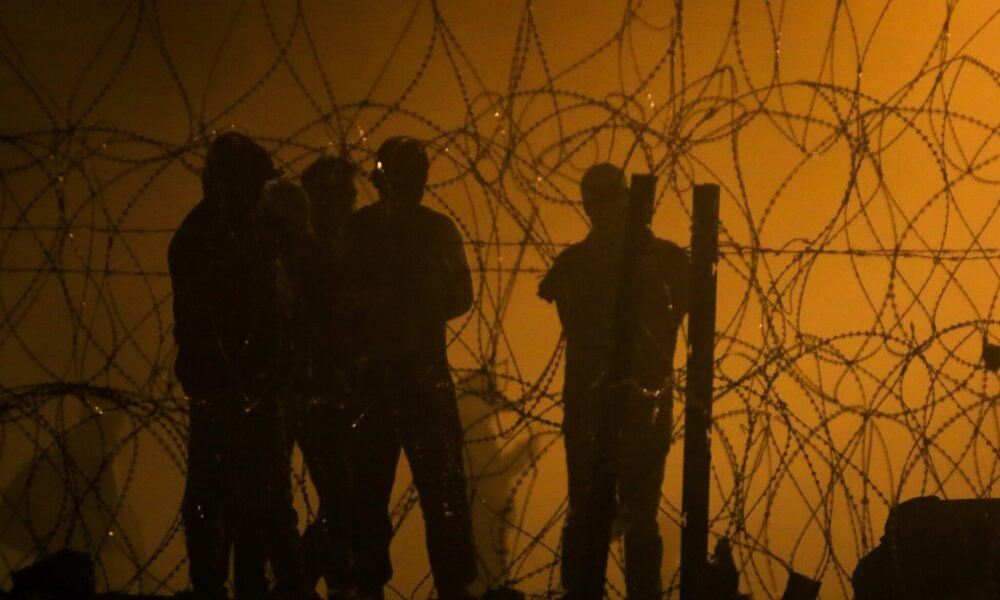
347,202 -> 457,359
549,236 -> 686,398
171,200 -> 278,392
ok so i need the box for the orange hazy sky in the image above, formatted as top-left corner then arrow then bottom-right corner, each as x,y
1,1 -> 999,597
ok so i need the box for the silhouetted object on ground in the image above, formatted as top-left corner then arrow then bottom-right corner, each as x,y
169,132 -> 306,599
853,496 -> 1000,599
539,164 -> 689,600
294,156 -> 359,596
781,570 -> 821,600
343,137 -> 477,600
0,394 -> 151,591
8,549 -> 95,599
982,340 -> 1000,371
1,550 -> 186,600
702,539 -> 749,600
696,538 -> 817,600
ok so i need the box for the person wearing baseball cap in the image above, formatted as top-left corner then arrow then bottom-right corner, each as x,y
343,136 -> 476,600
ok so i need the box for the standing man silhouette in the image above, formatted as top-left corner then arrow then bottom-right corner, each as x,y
169,132 -> 307,599
344,137 -> 476,600
539,164 -> 689,600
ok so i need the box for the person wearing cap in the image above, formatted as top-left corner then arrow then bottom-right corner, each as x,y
343,136 -> 476,600
538,163 -> 690,600
293,156 -> 359,598
169,132 -> 307,599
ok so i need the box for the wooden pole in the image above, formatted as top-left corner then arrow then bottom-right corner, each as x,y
680,183 -> 720,600
607,173 -> 657,376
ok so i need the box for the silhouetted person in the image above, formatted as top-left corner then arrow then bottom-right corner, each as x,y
539,163 -> 689,600
259,179 -> 319,386
256,178 -> 328,599
302,156 -> 357,260
169,132 -> 306,600
344,137 -> 476,600
294,156 -> 359,598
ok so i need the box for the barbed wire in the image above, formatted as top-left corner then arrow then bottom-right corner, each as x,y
1,0 -> 999,597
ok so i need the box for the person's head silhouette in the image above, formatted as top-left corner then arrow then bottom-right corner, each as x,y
260,179 -> 314,248
201,132 -> 281,215
370,136 -> 429,206
581,163 -> 629,237
301,156 -> 356,239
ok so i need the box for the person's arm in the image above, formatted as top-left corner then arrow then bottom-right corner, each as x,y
168,229 -> 207,353
539,248 -> 571,304
538,262 -> 559,304
441,218 -> 473,320
168,223 -> 220,396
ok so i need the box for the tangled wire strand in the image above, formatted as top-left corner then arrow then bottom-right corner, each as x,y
1,0 -> 999,597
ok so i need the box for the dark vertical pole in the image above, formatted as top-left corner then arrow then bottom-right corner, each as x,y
680,183 -> 720,600
591,173 -> 656,593
604,172 -> 656,439
607,174 -> 657,378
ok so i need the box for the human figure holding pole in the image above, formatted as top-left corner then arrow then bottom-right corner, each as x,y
539,163 -> 689,600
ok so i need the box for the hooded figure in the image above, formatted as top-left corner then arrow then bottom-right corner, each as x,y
539,163 -> 689,600
169,132 -> 308,600
343,137 -> 476,600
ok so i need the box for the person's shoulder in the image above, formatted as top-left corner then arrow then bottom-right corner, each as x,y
349,201 -> 379,220
414,203 -> 456,225
412,204 -> 464,238
170,200 -> 213,252
552,239 -> 591,268
650,236 -> 683,252
168,201 -> 220,277
542,240 -> 587,281
540,237 -> 602,301
650,236 -> 687,260
345,201 -> 381,231
648,236 -> 689,284
177,199 -> 212,228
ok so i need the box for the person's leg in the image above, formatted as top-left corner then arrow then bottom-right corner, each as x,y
621,395 -> 672,600
233,532 -> 269,600
560,409 -> 617,600
231,409 -> 272,600
559,421 -> 586,596
298,398 -> 329,591
401,373 -> 476,600
299,396 -> 355,594
182,401 -> 234,600
259,400 -> 310,598
349,392 -> 402,599
227,397 -> 308,599
622,452 -> 667,600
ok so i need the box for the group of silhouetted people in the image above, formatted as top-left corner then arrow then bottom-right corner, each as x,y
169,132 -> 689,600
